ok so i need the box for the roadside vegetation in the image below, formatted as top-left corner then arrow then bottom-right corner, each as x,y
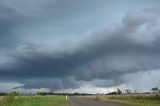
0,93 -> 70,106
95,94 -> 160,106
94,87 -> 160,106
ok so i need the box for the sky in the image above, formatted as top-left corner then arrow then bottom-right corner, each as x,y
0,0 -> 160,94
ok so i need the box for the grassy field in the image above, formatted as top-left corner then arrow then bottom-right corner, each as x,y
94,94 -> 160,106
0,95 -> 70,106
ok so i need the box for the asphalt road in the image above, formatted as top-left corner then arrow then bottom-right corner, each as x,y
70,96 -> 127,106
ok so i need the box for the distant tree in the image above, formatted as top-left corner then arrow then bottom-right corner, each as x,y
8,91 -> 20,96
73,92 -> 79,95
134,90 -> 137,94
107,91 -> 117,95
125,89 -> 132,94
37,92 -> 55,96
152,87 -> 159,93
0,92 -> 7,96
117,88 -> 122,95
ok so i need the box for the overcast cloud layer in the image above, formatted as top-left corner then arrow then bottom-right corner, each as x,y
0,0 -> 160,93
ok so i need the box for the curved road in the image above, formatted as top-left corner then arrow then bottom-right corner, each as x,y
70,96 -> 127,106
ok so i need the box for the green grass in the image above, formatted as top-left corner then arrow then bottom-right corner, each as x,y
95,94 -> 160,106
0,95 -> 70,106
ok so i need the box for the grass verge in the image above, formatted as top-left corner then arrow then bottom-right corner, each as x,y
95,94 -> 160,106
0,95 -> 70,106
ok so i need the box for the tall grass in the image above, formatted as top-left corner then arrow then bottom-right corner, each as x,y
108,94 -> 160,100
0,92 -> 17,106
95,94 -> 160,106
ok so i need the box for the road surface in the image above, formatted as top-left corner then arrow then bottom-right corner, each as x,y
70,96 -> 127,106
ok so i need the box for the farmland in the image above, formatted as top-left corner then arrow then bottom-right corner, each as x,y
0,95 -> 70,106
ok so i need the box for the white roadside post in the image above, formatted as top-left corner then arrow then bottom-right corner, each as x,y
65,94 -> 68,101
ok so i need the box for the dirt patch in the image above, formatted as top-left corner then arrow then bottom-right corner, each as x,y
0,96 -> 4,101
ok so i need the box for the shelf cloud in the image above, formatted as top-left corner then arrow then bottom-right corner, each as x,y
0,0 -> 160,93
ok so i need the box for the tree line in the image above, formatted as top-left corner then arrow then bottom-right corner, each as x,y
107,87 -> 160,95
0,87 -> 159,96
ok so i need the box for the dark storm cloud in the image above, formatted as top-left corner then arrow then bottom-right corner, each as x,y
1,6 -> 160,90
13,77 -> 83,90
0,4 -> 22,48
0,0 -> 112,48
0,1 -> 160,91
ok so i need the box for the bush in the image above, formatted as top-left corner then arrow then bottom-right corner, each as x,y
95,96 -> 104,101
